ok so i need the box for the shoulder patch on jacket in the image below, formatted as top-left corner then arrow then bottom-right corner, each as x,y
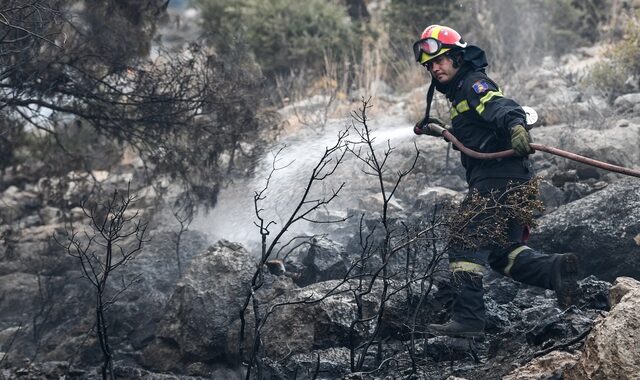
472,80 -> 490,94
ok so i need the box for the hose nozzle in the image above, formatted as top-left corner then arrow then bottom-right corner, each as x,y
427,123 -> 447,136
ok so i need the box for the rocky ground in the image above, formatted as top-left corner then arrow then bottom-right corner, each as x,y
1,43 -> 640,379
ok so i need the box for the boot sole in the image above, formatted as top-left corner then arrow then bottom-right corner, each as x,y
556,253 -> 579,309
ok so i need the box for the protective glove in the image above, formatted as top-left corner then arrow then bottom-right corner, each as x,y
510,124 -> 534,156
414,117 -> 450,137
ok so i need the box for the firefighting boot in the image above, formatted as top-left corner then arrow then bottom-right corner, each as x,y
427,272 -> 485,338
508,248 -> 579,309
550,253 -> 579,309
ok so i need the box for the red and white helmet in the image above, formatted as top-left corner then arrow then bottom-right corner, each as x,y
413,25 -> 467,64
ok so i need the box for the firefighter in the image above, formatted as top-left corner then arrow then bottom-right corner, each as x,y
412,25 -> 579,337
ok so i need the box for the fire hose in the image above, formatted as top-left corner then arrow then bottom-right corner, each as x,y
427,124 -> 640,178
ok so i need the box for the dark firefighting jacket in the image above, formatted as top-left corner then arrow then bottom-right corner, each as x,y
433,47 -> 533,190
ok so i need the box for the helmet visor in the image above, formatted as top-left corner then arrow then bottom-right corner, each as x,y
412,38 -> 454,62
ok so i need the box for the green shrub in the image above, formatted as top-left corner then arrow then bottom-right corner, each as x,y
586,60 -> 629,100
383,0 -> 462,40
584,14 -> 640,100
614,18 -> 640,74
196,0 -> 356,77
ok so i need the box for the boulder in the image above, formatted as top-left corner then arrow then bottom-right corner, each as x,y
264,347 -> 351,380
613,92 -> 640,110
576,276 -> 611,311
537,180 -> 565,213
565,277 -> 640,379
608,276 -> 640,307
562,180 -> 607,203
484,298 -> 521,334
417,186 -> 464,205
0,164 -> 46,190
424,336 -> 479,362
39,206 -> 63,225
0,361 -> 72,379
289,236 -> 350,286
0,361 -> 215,380
502,351 -> 580,380
357,193 -> 405,214
531,124 -> 640,181
529,178 -> 640,281
237,278 -> 416,361
0,186 -> 40,219
0,214 -> 211,364
525,308 -> 594,347
141,240 -> 255,371
112,228 -> 210,350
248,280 -> 366,359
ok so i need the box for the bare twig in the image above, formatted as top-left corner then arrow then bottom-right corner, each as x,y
57,183 -> 149,380
346,98 -> 428,372
531,327 -> 592,359
240,131 -> 350,379
172,196 -> 194,278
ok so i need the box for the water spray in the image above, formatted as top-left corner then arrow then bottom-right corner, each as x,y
426,123 -> 640,178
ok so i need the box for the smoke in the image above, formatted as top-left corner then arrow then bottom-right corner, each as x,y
450,0 -> 608,73
191,114 -> 417,253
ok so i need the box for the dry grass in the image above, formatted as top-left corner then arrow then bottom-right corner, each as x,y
272,18 -> 462,128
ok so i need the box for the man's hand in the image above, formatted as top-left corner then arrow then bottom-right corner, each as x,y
413,117 -> 429,135
414,117 -> 449,136
510,124 -> 534,155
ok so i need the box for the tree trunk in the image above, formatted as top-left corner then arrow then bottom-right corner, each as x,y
345,0 -> 370,21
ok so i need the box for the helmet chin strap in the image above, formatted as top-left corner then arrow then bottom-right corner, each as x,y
424,80 -> 436,123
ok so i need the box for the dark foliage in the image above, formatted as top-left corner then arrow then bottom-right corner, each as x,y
0,0 -> 268,206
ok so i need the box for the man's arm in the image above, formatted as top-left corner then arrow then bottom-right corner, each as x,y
465,76 -> 533,155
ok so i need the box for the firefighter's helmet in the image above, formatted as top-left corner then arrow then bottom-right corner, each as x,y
413,25 -> 467,65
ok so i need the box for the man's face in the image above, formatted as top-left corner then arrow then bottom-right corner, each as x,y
426,55 -> 459,84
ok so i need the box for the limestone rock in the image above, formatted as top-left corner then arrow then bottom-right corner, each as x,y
358,193 -> 405,214
503,351 -> 580,380
537,180 -> 566,213
289,236 -> 349,286
418,186 -> 464,204
254,280 -> 365,358
613,92 -> 640,109
39,206 -> 62,225
565,277 -> 640,379
265,347 -> 351,380
141,240 -> 255,370
608,276 -> 640,308
532,124 -> 640,180
529,178 -> 640,281
0,186 -> 40,219
576,275 -> 611,311
237,279 -> 412,360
